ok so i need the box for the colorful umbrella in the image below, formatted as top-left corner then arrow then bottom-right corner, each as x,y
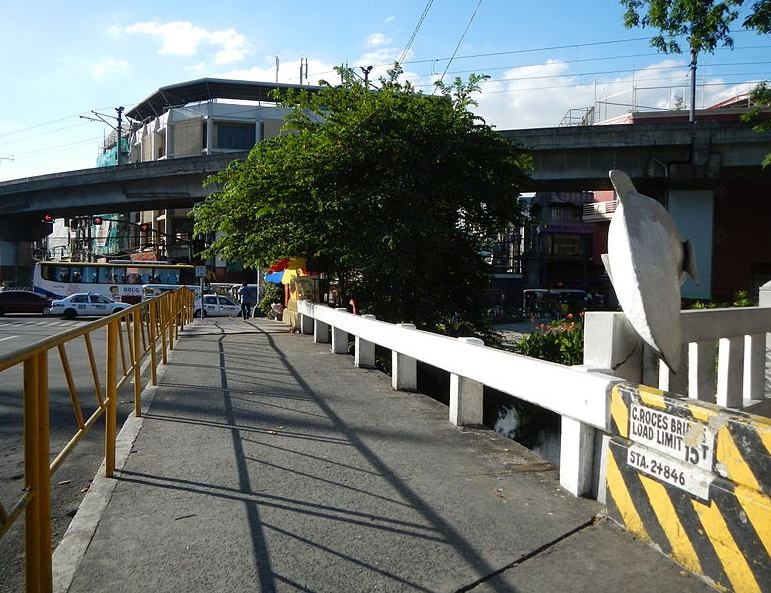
265,257 -> 308,284
264,271 -> 285,283
266,257 -> 306,274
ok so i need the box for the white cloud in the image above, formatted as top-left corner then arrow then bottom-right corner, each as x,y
91,58 -> 130,80
366,33 -> 391,48
359,47 -> 401,66
470,58 -> 752,129
120,21 -> 250,65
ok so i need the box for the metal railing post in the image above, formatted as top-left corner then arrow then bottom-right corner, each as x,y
149,300 -> 158,385
160,298 -> 168,366
133,309 -> 142,416
24,351 -> 52,593
105,320 -> 118,477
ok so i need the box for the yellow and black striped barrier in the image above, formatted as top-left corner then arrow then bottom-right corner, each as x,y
606,383 -> 771,593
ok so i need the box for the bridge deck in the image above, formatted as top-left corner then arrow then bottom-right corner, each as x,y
54,317 -> 717,593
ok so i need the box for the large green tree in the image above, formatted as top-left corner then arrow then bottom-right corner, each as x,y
620,0 -> 771,120
194,65 -> 531,330
742,80 -> 771,166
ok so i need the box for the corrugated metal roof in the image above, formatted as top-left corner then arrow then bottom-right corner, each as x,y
126,78 -> 322,122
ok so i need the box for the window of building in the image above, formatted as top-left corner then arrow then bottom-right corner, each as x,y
549,205 -> 582,223
551,234 -> 583,256
216,124 -> 256,150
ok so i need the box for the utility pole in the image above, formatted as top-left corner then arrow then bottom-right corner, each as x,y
688,51 -> 697,124
116,106 -> 124,165
360,66 -> 373,89
80,107 -> 127,166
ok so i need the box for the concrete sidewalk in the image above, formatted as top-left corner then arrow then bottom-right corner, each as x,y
54,317 -> 717,593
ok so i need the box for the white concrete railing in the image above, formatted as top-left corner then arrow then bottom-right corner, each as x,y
295,298 -> 771,499
584,305 -> 771,411
295,300 -> 621,499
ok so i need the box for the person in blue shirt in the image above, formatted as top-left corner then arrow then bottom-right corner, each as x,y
237,282 -> 253,320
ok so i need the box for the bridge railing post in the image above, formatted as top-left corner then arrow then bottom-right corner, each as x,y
300,312 -> 314,335
449,338 -> 484,426
314,319 -> 330,344
331,308 -> 349,354
559,417 -> 596,497
354,315 -> 376,368
582,311 -> 642,382
392,324 -> 417,391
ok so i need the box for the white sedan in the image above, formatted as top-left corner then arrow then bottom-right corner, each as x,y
50,293 -> 132,319
194,294 -> 241,318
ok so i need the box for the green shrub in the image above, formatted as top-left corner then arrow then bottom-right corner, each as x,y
513,314 -> 584,366
690,290 -> 757,309
258,282 -> 283,316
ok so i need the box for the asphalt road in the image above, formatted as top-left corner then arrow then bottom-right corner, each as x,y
0,315 -> 136,593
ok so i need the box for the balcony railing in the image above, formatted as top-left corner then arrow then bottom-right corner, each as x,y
582,199 -> 618,222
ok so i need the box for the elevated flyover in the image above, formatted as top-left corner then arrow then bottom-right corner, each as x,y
0,152 -> 247,240
0,151 -> 248,219
0,119 -> 769,240
503,119 -> 771,193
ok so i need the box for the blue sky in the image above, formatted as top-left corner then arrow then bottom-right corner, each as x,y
1,0 -> 769,181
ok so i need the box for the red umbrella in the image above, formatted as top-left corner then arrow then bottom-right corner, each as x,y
266,257 -> 291,274
266,257 -> 306,274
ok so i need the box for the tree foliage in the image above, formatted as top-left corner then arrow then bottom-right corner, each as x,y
620,0 -> 771,55
193,65 -> 531,330
742,81 -> 771,166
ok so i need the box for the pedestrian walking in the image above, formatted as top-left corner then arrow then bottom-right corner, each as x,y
238,282 -> 252,320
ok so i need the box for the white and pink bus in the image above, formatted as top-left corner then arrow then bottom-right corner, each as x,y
33,260 -> 199,304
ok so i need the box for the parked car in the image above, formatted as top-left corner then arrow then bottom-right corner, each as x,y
0,290 -> 53,315
49,293 -> 131,319
194,294 -> 241,318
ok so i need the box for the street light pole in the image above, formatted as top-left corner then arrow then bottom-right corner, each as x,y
360,66 -> 373,89
116,107 -> 124,165
79,107 -> 127,166
689,50 -> 697,123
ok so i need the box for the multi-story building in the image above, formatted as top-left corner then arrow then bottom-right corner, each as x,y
122,78 -> 314,281
520,191 -> 606,298
579,94 -> 771,304
523,93 -> 771,307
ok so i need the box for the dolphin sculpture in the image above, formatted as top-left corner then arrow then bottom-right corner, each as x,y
601,170 -> 698,371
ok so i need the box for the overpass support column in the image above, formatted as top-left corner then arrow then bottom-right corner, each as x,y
392,324 -> 417,391
449,338 -> 484,426
354,315 -> 376,368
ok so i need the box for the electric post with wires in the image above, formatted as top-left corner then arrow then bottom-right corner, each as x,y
80,106 -> 130,167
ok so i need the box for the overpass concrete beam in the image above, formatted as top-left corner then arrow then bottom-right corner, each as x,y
0,218 -> 51,242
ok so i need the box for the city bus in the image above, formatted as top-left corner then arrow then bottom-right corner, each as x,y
33,260 -> 200,304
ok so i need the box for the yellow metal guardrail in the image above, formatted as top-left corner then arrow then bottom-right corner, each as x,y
0,288 -> 196,593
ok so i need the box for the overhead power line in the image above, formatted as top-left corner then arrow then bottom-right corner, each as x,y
399,0 -> 435,65
437,0 -> 484,86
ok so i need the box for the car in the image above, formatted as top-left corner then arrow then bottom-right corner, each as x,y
49,292 -> 132,319
194,294 -> 241,318
0,290 -> 53,315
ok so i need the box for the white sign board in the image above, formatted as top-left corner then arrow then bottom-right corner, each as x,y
195,265 -> 206,278
627,443 -> 713,500
628,403 -> 717,499
629,403 -> 716,470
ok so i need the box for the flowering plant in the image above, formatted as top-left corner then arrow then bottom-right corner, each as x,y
512,313 -> 584,366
